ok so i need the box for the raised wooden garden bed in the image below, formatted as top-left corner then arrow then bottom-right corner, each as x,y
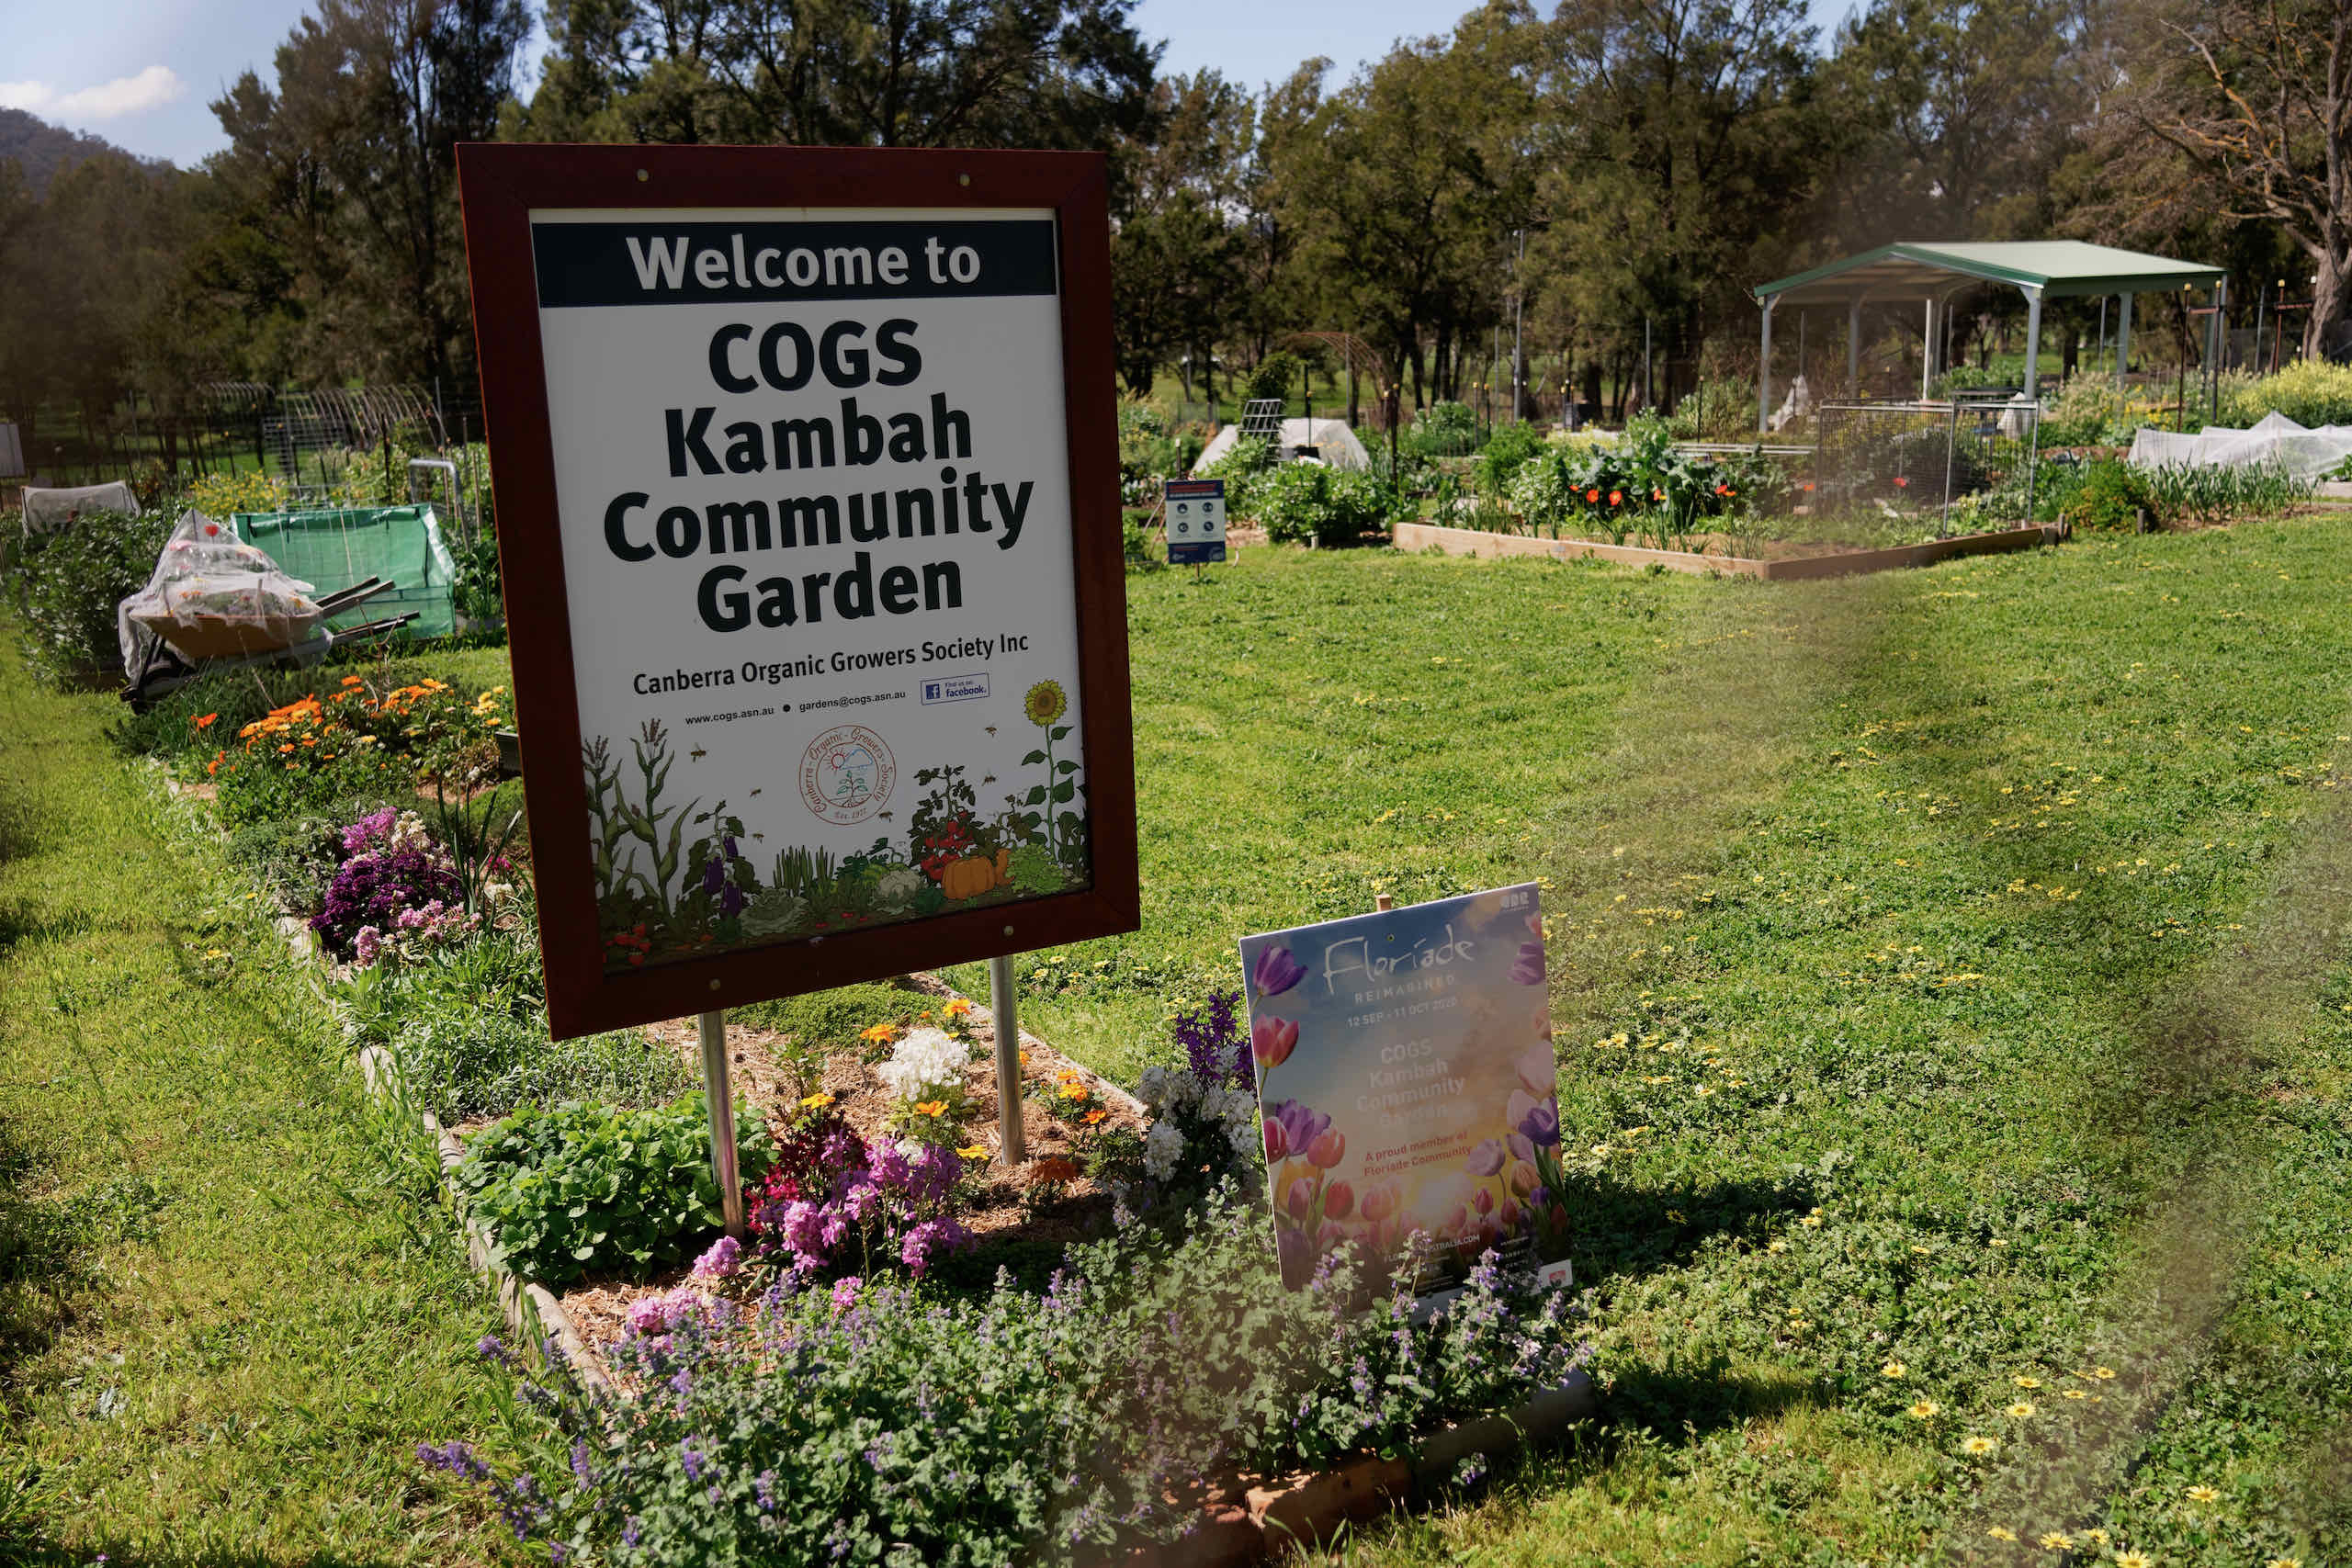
1392,519 -> 2057,580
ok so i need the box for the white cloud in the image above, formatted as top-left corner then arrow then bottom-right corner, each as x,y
0,65 -> 184,120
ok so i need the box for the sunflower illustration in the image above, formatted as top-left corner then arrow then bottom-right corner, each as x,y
1024,679 -> 1068,728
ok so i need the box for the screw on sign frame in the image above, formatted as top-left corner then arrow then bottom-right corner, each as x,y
456,143 -> 1141,1214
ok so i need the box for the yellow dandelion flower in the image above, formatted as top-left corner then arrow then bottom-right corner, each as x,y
799,1091 -> 835,1109
2114,1551 -> 2154,1568
2080,1529 -> 2109,1546
956,1145 -> 989,1159
1801,1214 -> 1822,1228
2013,1375 -> 2042,1389
1881,1360 -> 1906,1379
1962,1436 -> 1998,1456
2007,1401 -> 2037,1418
1907,1400 -> 1940,1418
2091,1365 -> 2116,1380
1767,1238 -> 1788,1253
2062,1389 -> 2087,1400
1987,1527 -> 2017,1541
2184,1485 -> 2221,1505
2267,1557 -> 2303,1568
2039,1533 -> 2073,1551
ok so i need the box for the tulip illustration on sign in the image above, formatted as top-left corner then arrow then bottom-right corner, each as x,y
1240,881 -> 1570,1295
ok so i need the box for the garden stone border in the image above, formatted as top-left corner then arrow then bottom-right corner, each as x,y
1105,1373 -> 1595,1567
1393,518 -> 2055,580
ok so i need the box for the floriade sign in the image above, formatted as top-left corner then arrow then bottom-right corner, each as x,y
1238,885 -> 1569,1293
456,144 -> 1137,1037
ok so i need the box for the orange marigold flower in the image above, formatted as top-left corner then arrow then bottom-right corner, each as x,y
192,712 -> 217,729
1083,1108 -> 1108,1125
1028,1156 -> 1083,1186
913,1100 -> 948,1117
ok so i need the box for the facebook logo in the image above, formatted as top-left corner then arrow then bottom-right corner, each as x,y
922,673 -> 989,705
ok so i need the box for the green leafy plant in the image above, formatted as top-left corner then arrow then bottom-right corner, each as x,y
453,1094 -> 772,1285
1473,421 -> 1547,499
1252,464 -> 1388,547
2053,457 -> 2154,532
1246,351 -> 1300,407
7,509 -> 173,685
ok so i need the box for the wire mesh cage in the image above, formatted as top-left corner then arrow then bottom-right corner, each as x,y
1810,399 -> 2041,532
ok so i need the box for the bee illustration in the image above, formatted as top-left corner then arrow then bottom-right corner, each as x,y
985,726 -> 998,737
750,787 -> 763,797
751,831 -> 765,840
878,810 -> 895,820
689,746 -> 708,761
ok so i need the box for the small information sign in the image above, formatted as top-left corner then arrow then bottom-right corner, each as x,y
1239,885 -> 1570,1294
1163,477 -> 1226,565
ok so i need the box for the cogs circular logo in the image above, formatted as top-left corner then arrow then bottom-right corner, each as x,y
798,725 -> 895,825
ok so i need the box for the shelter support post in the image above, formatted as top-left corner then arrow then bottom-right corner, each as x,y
2021,286 -> 2044,403
2116,294 -> 2133,386
2208,279 -> 2227,421
1758,295 -> 1776,434
1848,298 -> 1862,398
990,953 -> 1026,1168
1921,298 -> 1935,400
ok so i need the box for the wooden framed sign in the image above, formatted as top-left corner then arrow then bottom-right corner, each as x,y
456,144 -> 1137,1039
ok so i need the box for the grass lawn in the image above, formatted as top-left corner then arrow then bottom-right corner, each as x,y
7,517 -> 2351,1562
0,653 -> 523,1562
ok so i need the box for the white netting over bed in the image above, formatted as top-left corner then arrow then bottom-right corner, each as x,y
117,510 -> 324,667
1193,417 -> 1374,472
22,481 -> 140,535
2129,411 -> 2352,480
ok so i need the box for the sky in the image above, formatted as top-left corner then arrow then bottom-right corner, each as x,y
2,0 -> 1857,169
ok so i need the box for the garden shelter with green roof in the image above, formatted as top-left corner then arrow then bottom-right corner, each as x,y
1749,241 -> 2227,428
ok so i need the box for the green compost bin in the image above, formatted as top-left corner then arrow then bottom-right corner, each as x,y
231,504 -> 459,640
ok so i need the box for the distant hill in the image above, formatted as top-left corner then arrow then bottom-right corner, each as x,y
0,107 -> 168,195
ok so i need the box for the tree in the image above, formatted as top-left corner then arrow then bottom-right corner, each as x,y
209,0 -> 531,388
1110,72 -> 1251,396
2111,0 -> 2352,357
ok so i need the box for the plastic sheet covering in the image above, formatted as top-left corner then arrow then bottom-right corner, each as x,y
2129,411 -> 2352,480
23,481 -> 139,535
231,504 -> 459,639
117,510 -> 324,666
1193,418 -> 1374,473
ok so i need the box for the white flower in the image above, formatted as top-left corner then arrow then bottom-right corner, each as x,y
875,1026 -> 970,1103
1136,1066 -> 1170,1111
1227,1118 -> 1258,1156
1142,1121 -> 1186,1181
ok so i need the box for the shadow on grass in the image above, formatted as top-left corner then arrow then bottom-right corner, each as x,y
1560,1171 -> 1816,1290
0,1526 -> 410,1568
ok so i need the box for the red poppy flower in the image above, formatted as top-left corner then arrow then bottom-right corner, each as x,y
1585,489 -> 1600,503
1714,483 -> 1730,497
1893,476 -> 1910,489
1608,491 -> 1623,506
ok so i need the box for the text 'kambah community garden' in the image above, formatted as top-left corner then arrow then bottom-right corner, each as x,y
6,0 -> 2352,1564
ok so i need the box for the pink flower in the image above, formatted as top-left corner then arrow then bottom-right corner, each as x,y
1263,1119 -> 1288,1162
1286,1177 -> 1318,1222
1471,1188 -> 1494,1217
1464,1138 -> 1505,1177
690,1235 -> 741,1280
1307,1129 -> 1346,1168
1510,1162 -> 1539,1198
1323,1179 -> 1355,1221
1516,1044 -> 1556,1097
1359,1183 -> 1399,1223
831,1276 -> 863,1311
1252,1016 -> 1299,1071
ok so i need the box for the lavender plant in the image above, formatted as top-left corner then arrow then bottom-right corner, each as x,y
430,1187 -> 1589,1563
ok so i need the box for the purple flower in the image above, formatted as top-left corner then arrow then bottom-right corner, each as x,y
1464,1138 -> 1506,1176
1518,1097 -> 1561,1147
1508,1131 -> 1535,1165
417,1439 -> 492,1482
1266,1099 -> 1329,1161
1510,938 -> 1546,986
680,1436 -> 705,1482
1173,988 -> 1252,1089
1251,943 -> 1307,998
691,1234 -> 741,1280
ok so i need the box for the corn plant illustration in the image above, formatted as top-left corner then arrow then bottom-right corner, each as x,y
1020,679 -> 1080,861
581,719 -> 704,927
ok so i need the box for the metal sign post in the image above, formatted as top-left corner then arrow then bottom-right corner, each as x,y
697,1010 -> 746,1236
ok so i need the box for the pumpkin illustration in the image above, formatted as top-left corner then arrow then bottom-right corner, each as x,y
942,854 -> 998,901
993,848 -> 1012,886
